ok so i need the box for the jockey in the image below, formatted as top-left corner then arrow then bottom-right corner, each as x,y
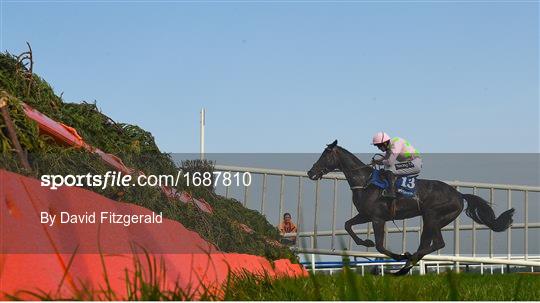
371,132 -> 422,198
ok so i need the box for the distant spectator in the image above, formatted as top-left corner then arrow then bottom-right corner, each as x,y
278,212 -> 297,245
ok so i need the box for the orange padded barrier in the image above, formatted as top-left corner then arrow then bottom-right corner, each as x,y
0,170 -> 306,299
21,103 -> 213,213
22,103 -> 86,148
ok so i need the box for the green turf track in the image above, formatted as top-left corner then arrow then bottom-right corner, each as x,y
223,271 -> 540,301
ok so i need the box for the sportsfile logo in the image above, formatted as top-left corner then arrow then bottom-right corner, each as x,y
40,170 -> 252,190
40,171 -> 181,190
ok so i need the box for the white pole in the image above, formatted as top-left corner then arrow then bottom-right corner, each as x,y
200,108 -> 205,160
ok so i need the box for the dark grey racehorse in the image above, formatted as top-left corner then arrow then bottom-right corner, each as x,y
307,140 -> 515,275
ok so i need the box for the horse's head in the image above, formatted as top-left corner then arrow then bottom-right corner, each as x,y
307,140 -> 340,180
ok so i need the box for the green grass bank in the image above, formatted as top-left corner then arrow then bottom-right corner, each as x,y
0,50 -> 294,261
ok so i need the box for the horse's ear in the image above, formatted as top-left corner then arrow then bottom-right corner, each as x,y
327,140 -> 338,148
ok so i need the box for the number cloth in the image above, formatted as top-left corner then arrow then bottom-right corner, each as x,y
369,169 -> 418,198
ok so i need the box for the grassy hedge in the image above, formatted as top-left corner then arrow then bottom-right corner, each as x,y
0,51 -> 294,261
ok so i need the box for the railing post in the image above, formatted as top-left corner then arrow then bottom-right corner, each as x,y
472,187 -> 477,257
454,215 -> 460,272
331,178 -> 338,250
507,190 -> 511,260
402,219 -> 407,254
524,190 -> 528,260
243,183 -> 249,207
384,222 -> 388,248
260,173 -> 267,214
313,180 -> 320,249
311,235 -> 316,271
366,222 -> 372,252
296,176 -> 303,249
454,186 -> 460,272
419,260 -> 425,275
489,188 -> 494,259
279,174 -> 285,222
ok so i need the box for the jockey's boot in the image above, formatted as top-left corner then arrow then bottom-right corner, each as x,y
382,171 -> 397,199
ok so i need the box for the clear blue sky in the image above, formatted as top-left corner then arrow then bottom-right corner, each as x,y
1,1 -> 538,153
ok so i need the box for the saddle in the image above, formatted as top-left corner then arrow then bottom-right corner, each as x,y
370,170 -> 418,196
369,169 -> 421,218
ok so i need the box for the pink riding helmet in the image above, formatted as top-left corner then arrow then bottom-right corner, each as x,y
372,132 -> 391,145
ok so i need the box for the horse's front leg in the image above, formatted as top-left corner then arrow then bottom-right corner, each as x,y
372,219 -> 410,261
345,214 -> 374,247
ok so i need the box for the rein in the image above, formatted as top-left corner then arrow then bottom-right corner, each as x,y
337,158 -> 373,191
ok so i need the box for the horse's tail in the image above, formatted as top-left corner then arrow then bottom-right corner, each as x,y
462,194 -> 515,232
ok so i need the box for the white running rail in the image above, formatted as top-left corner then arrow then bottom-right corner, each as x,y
214,164 -> 540,273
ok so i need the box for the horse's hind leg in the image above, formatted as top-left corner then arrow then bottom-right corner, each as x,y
408,196 -> 461,263
372,220 -> 408,260
410,223 -> 445,264
345,214 -> 374,247
394,223 -> 444,275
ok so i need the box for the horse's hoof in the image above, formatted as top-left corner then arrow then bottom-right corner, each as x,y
363,239 -> 375,247
393,265 -> 413,276
394,252 -> 411,261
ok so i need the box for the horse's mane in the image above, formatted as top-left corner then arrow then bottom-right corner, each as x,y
336,145 -> 366,167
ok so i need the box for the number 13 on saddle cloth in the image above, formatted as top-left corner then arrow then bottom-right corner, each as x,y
370,169 -> 418,198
